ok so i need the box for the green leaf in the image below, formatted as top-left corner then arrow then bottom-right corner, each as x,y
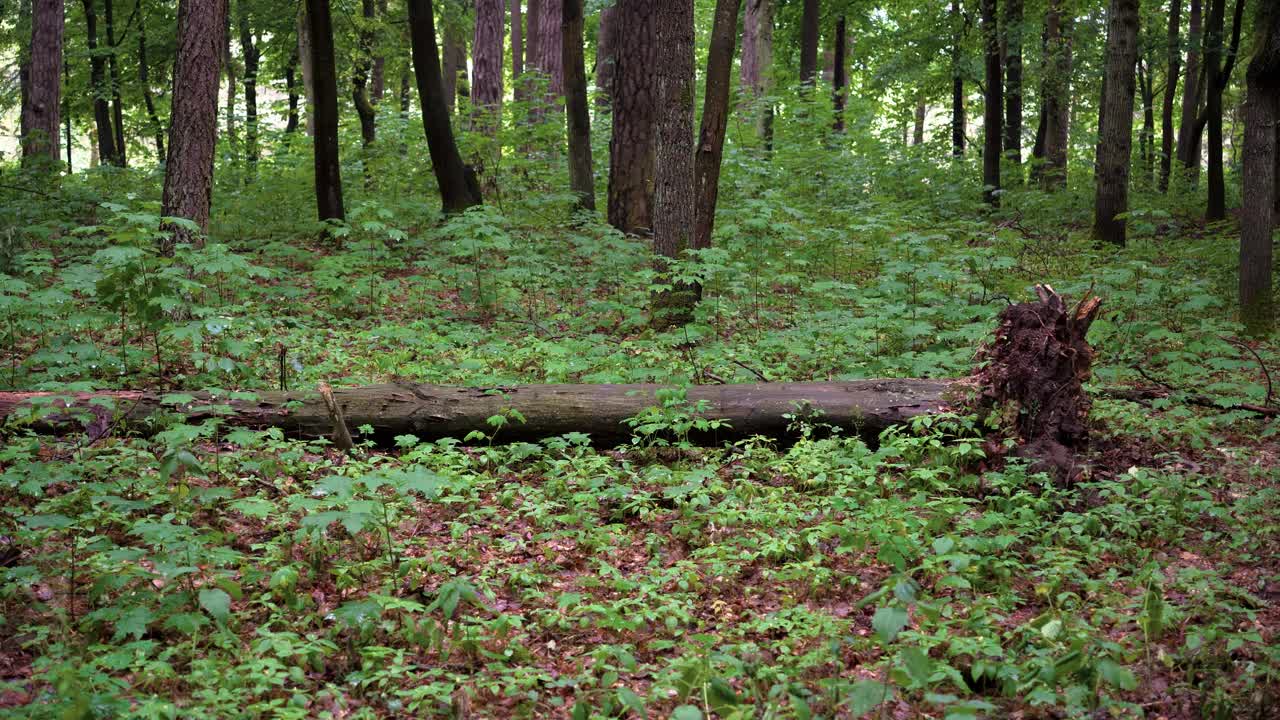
198,588 -> 232,623
847,680 -> 892,716
901,646 -> 933,686
114,605 -> 154,641
872,606 -> 909,644
1096,659 -> 1136,690
671,706 -> 702,720
616,688 -> 646,717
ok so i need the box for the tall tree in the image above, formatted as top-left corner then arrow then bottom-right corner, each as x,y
833,15 -> 848,132
535,0 -> 564,98
693,0 -> 742,254
223,8 -> 239,166
1003,0 -> 1023,175
138,14 -> 166,164
285,50 -> 300,134
306,0 -> 345,221
799,0 -> 820,86
472,0 -> 504,129
594,6 -> 617,110
1203,0 -> 1247,221
1176,0 -> 1203,173
297,5 -> 316,136
1159,0 -> 1182,191
951,0 -> 966,157
353,0 -> 378,151
1138,57 -> 1156,184
407,0 -> 482,212
441,6 -> 468,113
981,0 -> 1002,204
741,0 -> 774,148
1041,0 -> 1071,189
161,0 -> 228,254
1240,0 -> 1280,334
510,0 -> 524,101
372,0 -> 387,101
1093,0 -> 1140,246
652,0 -> 697,327
104,0 -> 125,166
607,0 -> 658,235
20,0 -> 63,171
239,7 -> 261,170
82,0 -> 121,166
563,0 -> 594,210
525,0 -> 541,103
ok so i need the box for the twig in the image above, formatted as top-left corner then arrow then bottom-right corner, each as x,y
1221,337 -> 1273,407
318,382 -> 355,452
731,359 -> 768,382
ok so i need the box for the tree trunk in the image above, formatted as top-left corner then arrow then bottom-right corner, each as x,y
297,5 -> 316,136
441,6 -> 468,114
594,6 -> 616,111
104,0 -> 126,167
82,0 -> 120,166
306,0 -> 345,222
161,0 -> 227,254
1177,0 -> 1202,175
20,0 -> 62,171
913,98 -> 926,145
239,9 -> 261,171
1205,0 -> 1247,222
511,0 -> 525,102
400,69 -> 412,116
524,0 -> 540,104
951,0 -> 966,157
799,0 -> 819,86
1003,0 -> 1023,175
1041,0 -> 1070,190
473,0 -> 504,131
408,0 -> 483,213
563,0 -> 594,211
223,10 -> 238,168
1240,1 -> 1279,335
286,51 -> 300,134
63,59 -> 72,172
18,0 -> 30,163
651,0 -> 697,328
1093,0 -> 1140,246
741,0 -> 774,149
138,15 -> 166,165
833,16 -> 847,132
1139,59 -> 1156,186
606,0 -> 658,236
693,0 -> 742,255
353,0 -> 378,153
982,0 -> 1002,205
1030,99 -> 1046,181
1159,0 -> 1182,191
371,0 -> 387,101
535,0 -> 564,99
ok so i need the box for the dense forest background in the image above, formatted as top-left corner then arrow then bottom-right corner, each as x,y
1,0 -> 1278,718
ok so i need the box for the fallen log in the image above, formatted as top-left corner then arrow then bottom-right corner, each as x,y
0,286 -> 1102,479
0,380 -> 957,446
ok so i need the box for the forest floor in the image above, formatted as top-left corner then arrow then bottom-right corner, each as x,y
1,145 -> 1278,718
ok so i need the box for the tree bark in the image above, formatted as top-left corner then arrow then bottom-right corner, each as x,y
306,0 -> 345,222
285,51 -> 300,134
1205,0 -> 1247,221
1159,0 -> 1182,191
441,5 -> 468,114
297,5 -> 316,136
408,0 -> 483,213
1139,58 -> 1156,185
799,0 -> 819,86
607,0 -> 658,236
372,0 -> 387,101
594,6 -> 616,111
0,380 -> 952,447
353,0 -> 378,152
1240,1 -> 1280,335
693,0 -> 741,256
104,0 -> 126,167
951,0 -> 966,157
651,0 -> 697,328
535,0 -> 564,99
161,0 -> 227,254
223,9 -> 238,167
82,0 -> 121,166
1041,0 -> 1070,190
1003,0 -> 1023,174
833,15 -> 847,132
1093,0 -> 1140,246
138,15 -> 165,165
913,98 -> 926,145
741,0 -> 774,149
239,8 -> 261,171
563,0 -> 594,211
982,0 -> 1002,205
524,0 -> 540,104
20,0 -> 62,171
1177,0 -> 1203,175
511,0 -> 525,102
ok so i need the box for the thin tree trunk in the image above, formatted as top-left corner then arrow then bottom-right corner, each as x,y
651,0 -> 697,328
20,0 -> 63,170
161,0 -> 227,254
63,59 -> 72,171
1240,0 -> 1279,334
472,0 -> 504,130
594,6 -> 616,111
693,0 -> 742,255
407,0 -> 483,212
1205,0 -> 1247,221
18,0 -> 29,160
1159,0 -> 1181,191
982,0 -> 1002,205
441,7 -> 468,114
82,0 -> 120,166
833,15 -> 847,132
371,0 -> 387,101
1139,58 -> 1155,185
1093,0 -> 1140,246
285,50 -> 300,134
741,0 -> 774,149
1177,0 -> 1202,173
951,0 -> 966,157
1003,0 -> 1023,175
524,0 -> 540,104
913,98 -> 926,145
138,15 -> 165,164
306,0 -> 344,222
799,0 -> 819,86
607,0 -> 658,235
297,5 -> 316,136
239,9 -> 261,171
400,69 -> 412,115
1041,0 -> 1071,189
563,0 -> 594,211
1030,99 -> 1046,181
223,9 -> 238,167
104,0 -> 126,166
511,0 -> 525,102
353,0 -> 378,152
